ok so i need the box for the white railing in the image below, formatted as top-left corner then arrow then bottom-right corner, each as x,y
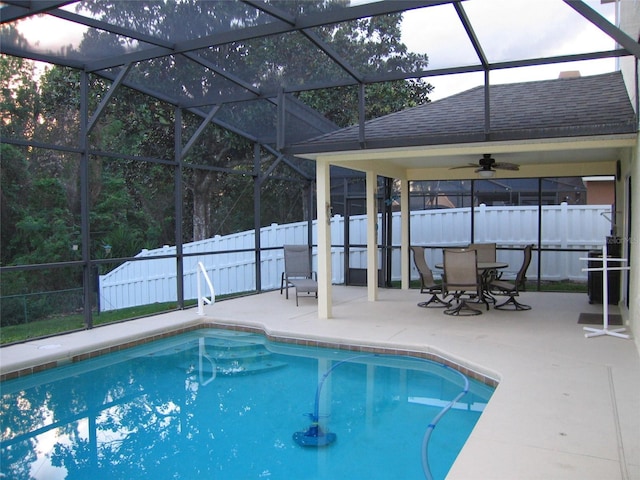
98,204 -> 613,311
196,261 -> 215,315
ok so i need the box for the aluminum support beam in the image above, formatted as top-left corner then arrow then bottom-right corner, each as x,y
80,70 -> 93,328
174,108 -> 185,308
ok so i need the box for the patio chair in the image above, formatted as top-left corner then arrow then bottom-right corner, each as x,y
411,246 -> 450,308
280,245 -> 318,306
470,242 -> 502,283
469,242 -> 496,263
442,249 -> 488,316
489,244 -> 533,310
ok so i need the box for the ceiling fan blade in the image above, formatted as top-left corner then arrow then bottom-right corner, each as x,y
494,162 -> 519,171
449,163 -> 478,170
450,156 -> 520,172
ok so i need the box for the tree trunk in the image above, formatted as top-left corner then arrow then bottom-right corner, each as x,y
192,170 -> 216,241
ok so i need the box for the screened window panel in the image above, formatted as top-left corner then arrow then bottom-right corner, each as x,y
216,98 -> 278,144
541,177 -> 587,205
1,148 -> 81,264
90,155 -> 176,259
397,4 -> 481,71
473,179 -> 540,245
409,180 -> 472,247
63,1 -> 273,42
265,0 -> 353,18
2,13 -> 162,62
0,266 -> 85,328
101,56 -> 251,107
537,249 -> 585,286
98,257 -> 178,312
463,0 -> 616,64
196,32 -> 353,94
410,180 -> 473,210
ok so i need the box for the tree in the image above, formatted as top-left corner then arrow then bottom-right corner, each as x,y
0,55 -> 40,265
0,55 -> 40,138
0,144 -> 30,265
11,178 -> 78,266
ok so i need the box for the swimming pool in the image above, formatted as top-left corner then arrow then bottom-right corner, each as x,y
0,328 -> 494,479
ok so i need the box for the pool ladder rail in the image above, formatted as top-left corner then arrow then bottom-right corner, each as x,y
197,261 -> 215,315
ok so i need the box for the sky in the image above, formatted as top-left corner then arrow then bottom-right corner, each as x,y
400,0 -> 619,100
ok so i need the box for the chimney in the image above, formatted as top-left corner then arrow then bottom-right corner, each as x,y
559,70 -> 581,79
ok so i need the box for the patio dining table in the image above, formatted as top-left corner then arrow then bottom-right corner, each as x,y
435,261 -> 508,306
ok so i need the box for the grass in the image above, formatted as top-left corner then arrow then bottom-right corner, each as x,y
0,292 -> 254,346
0,301 -> 194,345
533,281 -> 587,293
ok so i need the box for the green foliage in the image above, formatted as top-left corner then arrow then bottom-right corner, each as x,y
38,66 -> 81,113
37,66 -> 83,149
0,55 -> 39,139
298,79 -> 432,128
0,144 -> 30,264
89,170 -> 164,259
11,178 -> 78,266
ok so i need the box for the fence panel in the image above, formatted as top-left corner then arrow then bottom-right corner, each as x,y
99,204 -> 613,311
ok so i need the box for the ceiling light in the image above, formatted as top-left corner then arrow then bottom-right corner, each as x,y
478,169 -> 495,178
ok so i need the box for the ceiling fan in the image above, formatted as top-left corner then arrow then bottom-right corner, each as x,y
451,154 -> 519,178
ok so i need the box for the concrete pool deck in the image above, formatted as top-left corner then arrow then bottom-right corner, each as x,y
1,286 -> 638,479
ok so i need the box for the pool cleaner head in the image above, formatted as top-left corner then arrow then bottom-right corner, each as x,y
293,421 -> 336,447
293,355 -> 373,448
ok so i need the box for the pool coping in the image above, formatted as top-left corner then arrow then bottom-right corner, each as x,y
0,319 -> 499,389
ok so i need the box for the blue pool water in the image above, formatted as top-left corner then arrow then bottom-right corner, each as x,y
0,329 -> 494,479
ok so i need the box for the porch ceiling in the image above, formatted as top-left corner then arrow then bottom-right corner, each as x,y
304,134 -> 636,180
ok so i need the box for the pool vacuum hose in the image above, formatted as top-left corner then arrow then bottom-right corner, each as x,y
421,364 -> 470,480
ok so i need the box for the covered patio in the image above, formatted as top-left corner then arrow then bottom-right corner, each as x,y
290,69 -> 639,332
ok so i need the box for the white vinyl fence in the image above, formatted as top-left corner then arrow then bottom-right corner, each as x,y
98,203 -> 613,311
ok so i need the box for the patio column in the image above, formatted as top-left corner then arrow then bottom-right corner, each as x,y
366,170 -> 378,301
401,178 -> 410,289
630,139 -> 640,347
316,159 -> 333,318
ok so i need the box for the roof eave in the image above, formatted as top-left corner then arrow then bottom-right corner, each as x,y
286,125 -> 638,158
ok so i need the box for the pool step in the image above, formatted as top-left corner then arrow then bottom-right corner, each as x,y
179,340 -> 286,377
181,357 -> 288,377
138,333 -> 265,358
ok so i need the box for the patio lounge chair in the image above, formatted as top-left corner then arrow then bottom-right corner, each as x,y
442,249 -> 488,316
411,246 -> 450,308
489,244 -> 533,310
280,244 -> 318,306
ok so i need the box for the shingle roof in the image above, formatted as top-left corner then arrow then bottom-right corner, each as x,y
287,71 -> 637,154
